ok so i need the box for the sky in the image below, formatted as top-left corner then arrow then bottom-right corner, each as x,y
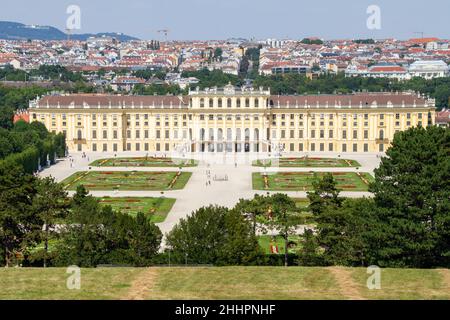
1,0 -> 450,40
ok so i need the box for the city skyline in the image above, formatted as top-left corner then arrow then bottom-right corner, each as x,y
1,0 -> 450,40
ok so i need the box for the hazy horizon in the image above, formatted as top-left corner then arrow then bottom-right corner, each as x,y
1,0 -> 450,41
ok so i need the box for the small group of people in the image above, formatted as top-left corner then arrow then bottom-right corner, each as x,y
68,156 -> 75,168
206,169 -> 212,187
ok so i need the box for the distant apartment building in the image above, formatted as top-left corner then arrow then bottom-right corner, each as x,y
110,76 -> 146,92
28,85 -> 435,154
408,60 -> 449,79
346,60 -> 449,80
345,63 -> 410,80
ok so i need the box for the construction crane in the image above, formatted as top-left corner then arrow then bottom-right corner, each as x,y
414,32 -> 424,39
157,29 -> 170,42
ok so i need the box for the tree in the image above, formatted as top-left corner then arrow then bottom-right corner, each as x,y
234,194 -> 270,236
213,48 -> 223,61
267,194 -> 297,267
57,186 -> 162,267
307,173 -> 343,215
127,212 -> 162,266
0,163 -> 41,267
315,198 -> 376,266
32,177 -> 69,267
369,126 -> 450,267
0,106 -> 14,129
166,206 -> 262,265
297,229 -> 323,266
56,185 -> 109,267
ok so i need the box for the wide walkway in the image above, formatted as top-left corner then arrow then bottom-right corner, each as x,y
40,152 -> 382,235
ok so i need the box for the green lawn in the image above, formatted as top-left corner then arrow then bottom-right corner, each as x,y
148,267 -> 342,300
90,157 -> 198,167
253,172 -> 374,191
62,171 -> 192,191
98,197 -> 176,223
351,268 -> 450,300
0,268 -> 142,300
1,267 -> 449,300
253,157 -> 361,168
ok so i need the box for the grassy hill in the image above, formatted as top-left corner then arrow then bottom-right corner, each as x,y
1,267 -> 449,300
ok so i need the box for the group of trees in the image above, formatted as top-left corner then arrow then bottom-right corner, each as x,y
299,126 -> 450,268
0,120 -> 66,174
166,206 -> 262,266
301,38 -> 324,45
182,68 -> 243,89
0,169 -> 162,267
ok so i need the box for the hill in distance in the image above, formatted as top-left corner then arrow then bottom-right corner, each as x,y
0,21 -> 139,42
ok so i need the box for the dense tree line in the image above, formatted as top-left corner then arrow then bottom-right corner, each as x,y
0,175 -> 162,267
132,83 -> 186,96
0,120 -> 66,174
0,65 -> 83,83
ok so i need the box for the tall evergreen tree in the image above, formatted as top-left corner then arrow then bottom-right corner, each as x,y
32,177 -> 69,267
0,163 -> 41,267
369,126 -> 450,267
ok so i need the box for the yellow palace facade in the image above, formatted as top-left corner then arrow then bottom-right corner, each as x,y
28,84 -> 436,154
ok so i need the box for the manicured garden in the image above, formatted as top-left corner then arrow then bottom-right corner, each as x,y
90,157 -> 198,167
253,157 -> 361,168
98,197 -> 176,223
253,172 -> 374,191
63,171 -> 192,191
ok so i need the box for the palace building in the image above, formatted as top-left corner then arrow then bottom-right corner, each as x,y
28,84 -> 436,154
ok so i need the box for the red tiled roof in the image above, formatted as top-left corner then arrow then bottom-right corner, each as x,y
369,66 -> 407,73
269,93 -> 428,107
37,94 -> 189,108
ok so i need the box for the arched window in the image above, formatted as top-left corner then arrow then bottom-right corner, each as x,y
379,129 -> 384,140
245,128 -> 250,141
209,99 -> 214,108
200,128 -> 205,141
255,99 -> 259,108
218,98 -> 222,108
209,128 -> 214,141
245,98 -> 250,108
236,99 -> 241,108
254,128 -> 259,141
227,98 -> 232,108
227,128 -> 232,140
236,128 -> 241,140
200,98 -> 205,108
217,129 -> 223,141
